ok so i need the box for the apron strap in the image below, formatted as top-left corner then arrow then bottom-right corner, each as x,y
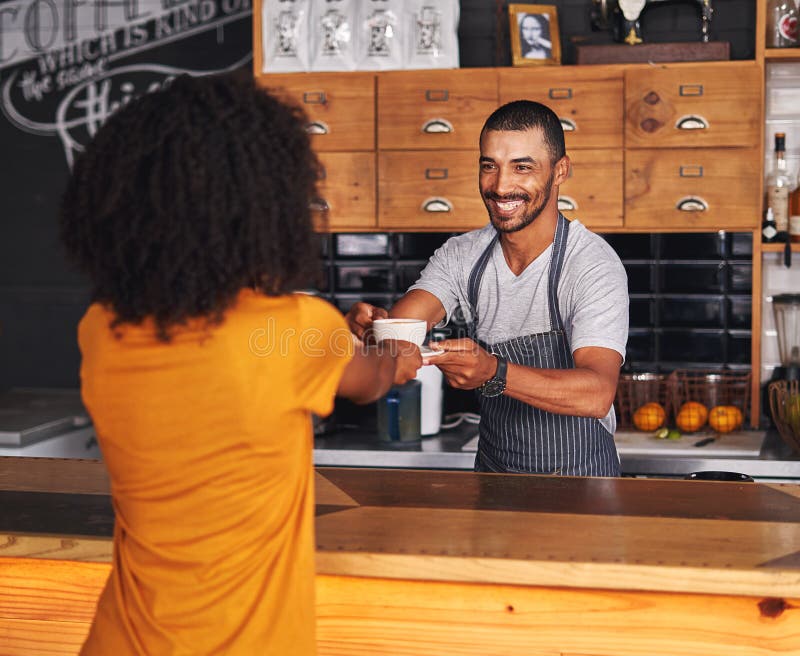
466,235 -> 497,339
547,214 -> 570,333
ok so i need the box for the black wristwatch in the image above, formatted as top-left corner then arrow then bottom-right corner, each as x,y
480,355 -> 507,398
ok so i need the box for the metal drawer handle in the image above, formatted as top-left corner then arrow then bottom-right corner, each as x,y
560,118 -> 577,132
679,165 -> 704,178
425,168 -> 448,180
676,115 -> 708,131
679,84 -> 703,97
676,196 -> 708,212
425,89 -> 449,102
557,196 -> 577,212
549,87 -> 572,100
309,197 -> 330,212
422,118 -> 453,134
422,197 -> 453,213
306,121 -> 330,135
303,91 -> 326,105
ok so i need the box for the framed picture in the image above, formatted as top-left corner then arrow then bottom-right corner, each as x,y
509,4 -> 561,66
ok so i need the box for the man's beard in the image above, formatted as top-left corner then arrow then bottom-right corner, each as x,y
483,169 -> 555,234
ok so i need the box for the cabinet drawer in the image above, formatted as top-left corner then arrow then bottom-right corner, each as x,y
498,68 -> 623,150
559,150 -> 623,228
377,69 -> 498,151
256,73 -> 375,151
624,148 -> 760,229
313,152 -> 376,231
625,63 -> 760,149
378,151 -> 486,230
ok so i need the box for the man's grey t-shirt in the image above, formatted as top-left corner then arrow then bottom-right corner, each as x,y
408,219 -> 629,435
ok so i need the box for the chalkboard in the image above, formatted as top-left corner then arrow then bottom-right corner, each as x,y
0,0 -> 253,387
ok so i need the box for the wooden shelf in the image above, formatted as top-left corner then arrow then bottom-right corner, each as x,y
760,241 -> 800,252
765,48 -> 800,61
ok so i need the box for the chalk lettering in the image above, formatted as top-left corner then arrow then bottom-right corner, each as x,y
0,6 -> 21,64
19,70 -> 53,101
24,0 -> 60,52
121,22 -> 149,48
94,0 -> 151,32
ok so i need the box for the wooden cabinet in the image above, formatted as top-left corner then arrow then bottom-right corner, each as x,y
560,149 -> 624,227
378,69 -> 497,151
625,148 -> 761,229
378,151 -> 485,230
625,63 -> 760,149
253,64 -> 762,233
256,73 -> 375,151
313,152 -> 377,231
498,67 -> 624,150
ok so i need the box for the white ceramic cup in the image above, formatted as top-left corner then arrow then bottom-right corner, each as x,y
371,318 -> 428,346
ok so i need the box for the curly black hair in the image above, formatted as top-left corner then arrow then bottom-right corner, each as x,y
60,71 -> 323,340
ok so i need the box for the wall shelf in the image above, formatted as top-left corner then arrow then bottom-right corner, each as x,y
759,242 -> 800,252
764,49 -> 800,61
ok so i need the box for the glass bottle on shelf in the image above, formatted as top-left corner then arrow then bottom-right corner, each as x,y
767,0 -> 800,48
766,132 -> 795,237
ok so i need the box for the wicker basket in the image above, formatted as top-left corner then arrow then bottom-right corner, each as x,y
615,373 -> 670,431
768,380 -> 800,454
668,369 -> 751,432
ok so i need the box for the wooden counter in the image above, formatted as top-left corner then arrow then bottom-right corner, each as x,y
1,457 -> 800,655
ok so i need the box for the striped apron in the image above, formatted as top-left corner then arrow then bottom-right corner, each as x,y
469,215 -> 620,476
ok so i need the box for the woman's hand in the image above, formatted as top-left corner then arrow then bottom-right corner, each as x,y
345,302 -> 388,341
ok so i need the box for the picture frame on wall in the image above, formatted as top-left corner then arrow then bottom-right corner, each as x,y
509,4 -> 561,66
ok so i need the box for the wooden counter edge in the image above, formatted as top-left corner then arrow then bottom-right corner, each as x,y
3,532 -> 799,599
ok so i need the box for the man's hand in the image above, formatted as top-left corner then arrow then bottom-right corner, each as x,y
381,339 -> 423,385
345,302 -> 388,341
426,338 -> 498,390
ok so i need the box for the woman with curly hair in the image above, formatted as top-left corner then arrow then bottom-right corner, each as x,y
60,72 -> 421,655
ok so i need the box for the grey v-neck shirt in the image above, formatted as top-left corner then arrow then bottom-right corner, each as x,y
408,220 -> 629,434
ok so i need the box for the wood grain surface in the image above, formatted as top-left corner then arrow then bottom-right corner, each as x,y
2,462 -> 800,655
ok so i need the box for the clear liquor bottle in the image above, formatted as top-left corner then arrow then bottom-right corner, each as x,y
767,0 -> 800,47
766,132 -> 795,234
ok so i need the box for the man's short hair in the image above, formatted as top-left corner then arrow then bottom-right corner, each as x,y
481,100 -> 566,164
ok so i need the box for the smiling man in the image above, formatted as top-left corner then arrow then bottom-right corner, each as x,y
346,100 -> 629,476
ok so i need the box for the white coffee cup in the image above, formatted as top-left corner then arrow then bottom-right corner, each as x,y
371,318 -> 428,346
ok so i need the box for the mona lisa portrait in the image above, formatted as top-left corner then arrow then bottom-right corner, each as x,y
509,4 -> 561,66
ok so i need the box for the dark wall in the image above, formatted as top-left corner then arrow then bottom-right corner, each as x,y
0,0 -> 252,387
0,0 -> 756,389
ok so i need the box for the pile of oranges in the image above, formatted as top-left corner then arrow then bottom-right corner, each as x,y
631,401 -> 743,434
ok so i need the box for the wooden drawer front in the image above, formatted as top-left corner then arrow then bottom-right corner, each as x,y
625,148 -> 760,229
256,73 -> 375,151
498,68 -> 623,150
378,151 -> 486,230
625,63 -> 760,149
559,149 -> 623,228
377,70 -> 498,151
313,152 -> 376,231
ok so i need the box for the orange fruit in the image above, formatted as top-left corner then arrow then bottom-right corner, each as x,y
708,405 -> 743,433
676,401 -> 708,433
633,402 -> 666,431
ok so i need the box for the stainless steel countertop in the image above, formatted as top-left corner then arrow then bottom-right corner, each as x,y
314,424 -> 800,481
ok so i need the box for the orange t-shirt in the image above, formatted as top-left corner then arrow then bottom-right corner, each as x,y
78,290 -> 353,656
